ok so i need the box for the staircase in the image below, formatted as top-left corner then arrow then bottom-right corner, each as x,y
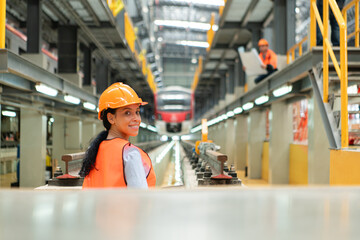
309,62 -> 360,149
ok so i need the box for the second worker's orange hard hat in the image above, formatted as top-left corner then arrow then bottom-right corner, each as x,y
258,39 -> 269,46
98,82 -> 147,120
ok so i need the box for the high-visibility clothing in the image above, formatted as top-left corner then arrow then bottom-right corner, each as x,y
82,138 -> 156,188
259,49 -> 277,70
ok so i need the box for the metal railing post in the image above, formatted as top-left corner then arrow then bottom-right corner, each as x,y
0,0 -> 5,49
310,0 -> 317,48
323,0 -> 329,103
356,1 -> 359,47
340,22 -> 349,148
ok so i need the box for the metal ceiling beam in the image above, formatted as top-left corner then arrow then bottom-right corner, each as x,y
240,0 -> 260,27
156,0 -> 220,11
218,0 -> 233,28
58,0 -> 149,94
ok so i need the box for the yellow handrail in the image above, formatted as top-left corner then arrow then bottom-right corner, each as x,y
286,36 -> 308,64
0,0 -> 6,49
310,0 -> 348,148
207,13 -> 215,52
219,0 -> 227,16
342,0 -> 360,47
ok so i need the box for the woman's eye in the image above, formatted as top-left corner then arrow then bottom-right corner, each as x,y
136,111 -> 140,115
125,111 -> 131,115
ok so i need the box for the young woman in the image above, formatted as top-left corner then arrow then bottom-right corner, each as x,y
79,83 -> 156,188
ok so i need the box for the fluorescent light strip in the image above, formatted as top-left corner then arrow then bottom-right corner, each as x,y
140,122 -> 147,128
234,107 -> 243,114
2,111 -> 16,117
190,124 -> 202,133
147,125 -> 157,132
176,40 -> 209,48
242,102 -> 254,111
83,102 -> 96,110
64,95 -> 80,105
154,20 -> 214,31
226,111 -> 235,118
170,0 -> 225,6
255,95 -> 269,105
35,83 -> 58,97
156,140 -> 176,163
160,135 -> 168,141
273,85 -> 293,97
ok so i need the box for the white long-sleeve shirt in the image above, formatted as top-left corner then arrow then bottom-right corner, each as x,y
123,145 -> 148,189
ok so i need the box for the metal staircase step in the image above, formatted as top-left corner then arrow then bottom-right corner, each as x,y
329,62 -> 360,68
333,93 -> 360,98
349,129 -> 360,133
349,111 -> 360,114
329,76 -> 360,82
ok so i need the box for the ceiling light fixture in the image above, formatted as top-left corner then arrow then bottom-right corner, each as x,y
176,40 -> 209,48
154,20 -> 211,31
171,0 -> 225,7
83,102 -> 96,111
255,95 -> 269,105
233,107 -> 243,114
273,85 -> 293,97
2,110 -> 16,117
64,95 -> 81,105
242,102 -> 254,111
226,111 -> 235,118
147,125 -> 157,132
35,83 -> 58,97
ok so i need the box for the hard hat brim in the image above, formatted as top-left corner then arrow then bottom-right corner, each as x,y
98,101 -> 148,120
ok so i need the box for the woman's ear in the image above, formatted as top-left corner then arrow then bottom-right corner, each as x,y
107,112 -> 115,124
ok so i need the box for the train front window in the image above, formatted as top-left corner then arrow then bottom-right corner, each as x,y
157,92 -> 191,112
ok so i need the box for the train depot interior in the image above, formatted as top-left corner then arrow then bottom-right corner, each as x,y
1,0 -> 360,239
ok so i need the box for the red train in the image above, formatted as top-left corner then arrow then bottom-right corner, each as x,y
155,86 -> 194,135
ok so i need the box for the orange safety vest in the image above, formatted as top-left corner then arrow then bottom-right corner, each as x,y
82,138 -> 156,188
259,49 -> 277,69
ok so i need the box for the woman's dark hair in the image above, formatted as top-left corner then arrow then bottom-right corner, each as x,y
79,108 -> 116,177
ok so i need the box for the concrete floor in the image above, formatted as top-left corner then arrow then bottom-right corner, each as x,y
1,187 -> 360,240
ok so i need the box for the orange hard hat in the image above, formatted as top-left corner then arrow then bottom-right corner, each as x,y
98,82 -> 147,120
258,39 -> 269,46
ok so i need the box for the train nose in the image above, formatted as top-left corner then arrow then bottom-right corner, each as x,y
166,123 -> 182,133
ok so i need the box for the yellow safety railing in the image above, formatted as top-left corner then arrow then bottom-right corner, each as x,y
342,0 -> 360,47
310,0 -> 348,148
146,65 -> 157,93
107,0 -> 124,17
206,13 -> 215,51
191,56 -> 203,91
191,68 -> 200,92
219,0 -> 227,16
286,36 -> 308,64
0,0 -> 6,49
124,12 -> 136,54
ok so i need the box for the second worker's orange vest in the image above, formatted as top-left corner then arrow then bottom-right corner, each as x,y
82,138 -> 156,188
259,49 -> 277,69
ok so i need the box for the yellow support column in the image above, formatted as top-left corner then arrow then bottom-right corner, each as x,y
0,0 -> 6,49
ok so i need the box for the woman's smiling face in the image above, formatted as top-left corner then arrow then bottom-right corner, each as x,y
107,104 -> 141,140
